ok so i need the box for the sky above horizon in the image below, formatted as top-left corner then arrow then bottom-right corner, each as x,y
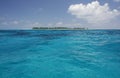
0,0 -> 120,29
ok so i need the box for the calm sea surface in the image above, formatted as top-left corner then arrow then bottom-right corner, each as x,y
0,30 -> 120,78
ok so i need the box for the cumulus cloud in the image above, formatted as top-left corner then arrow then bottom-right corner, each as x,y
31,22 -> 42,27
68,1 -> 120,24
114,0 -> 120,2
0,20 -> 19,25
12,21 -> 19,25
1,22 -> 8,25
55,22 -> 63,26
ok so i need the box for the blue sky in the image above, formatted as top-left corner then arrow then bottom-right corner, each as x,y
0,0 -> 120,29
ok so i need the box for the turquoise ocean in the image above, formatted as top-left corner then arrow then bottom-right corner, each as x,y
0,30 -> 120,78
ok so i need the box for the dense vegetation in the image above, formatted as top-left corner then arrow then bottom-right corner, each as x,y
32,27 -> 86,30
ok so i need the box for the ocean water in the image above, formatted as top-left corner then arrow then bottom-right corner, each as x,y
0,30 -> 120,78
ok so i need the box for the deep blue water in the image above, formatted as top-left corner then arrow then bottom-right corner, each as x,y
0,30 -> 120,78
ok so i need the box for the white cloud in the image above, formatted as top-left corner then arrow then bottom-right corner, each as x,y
45,22 -> 82,28
55,22 -> 63,26
31,22 -> 42,27
114,0 -> 120,2
1,22 -> 9,25
11,21 -> 19,25
65,23 -> 82,27
0,20 -> 19,25
0,17 -> 5,21
55,22 -> 83,28
68,1 -> 120,24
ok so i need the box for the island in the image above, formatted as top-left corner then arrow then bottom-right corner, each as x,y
32,27 -> 87,30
